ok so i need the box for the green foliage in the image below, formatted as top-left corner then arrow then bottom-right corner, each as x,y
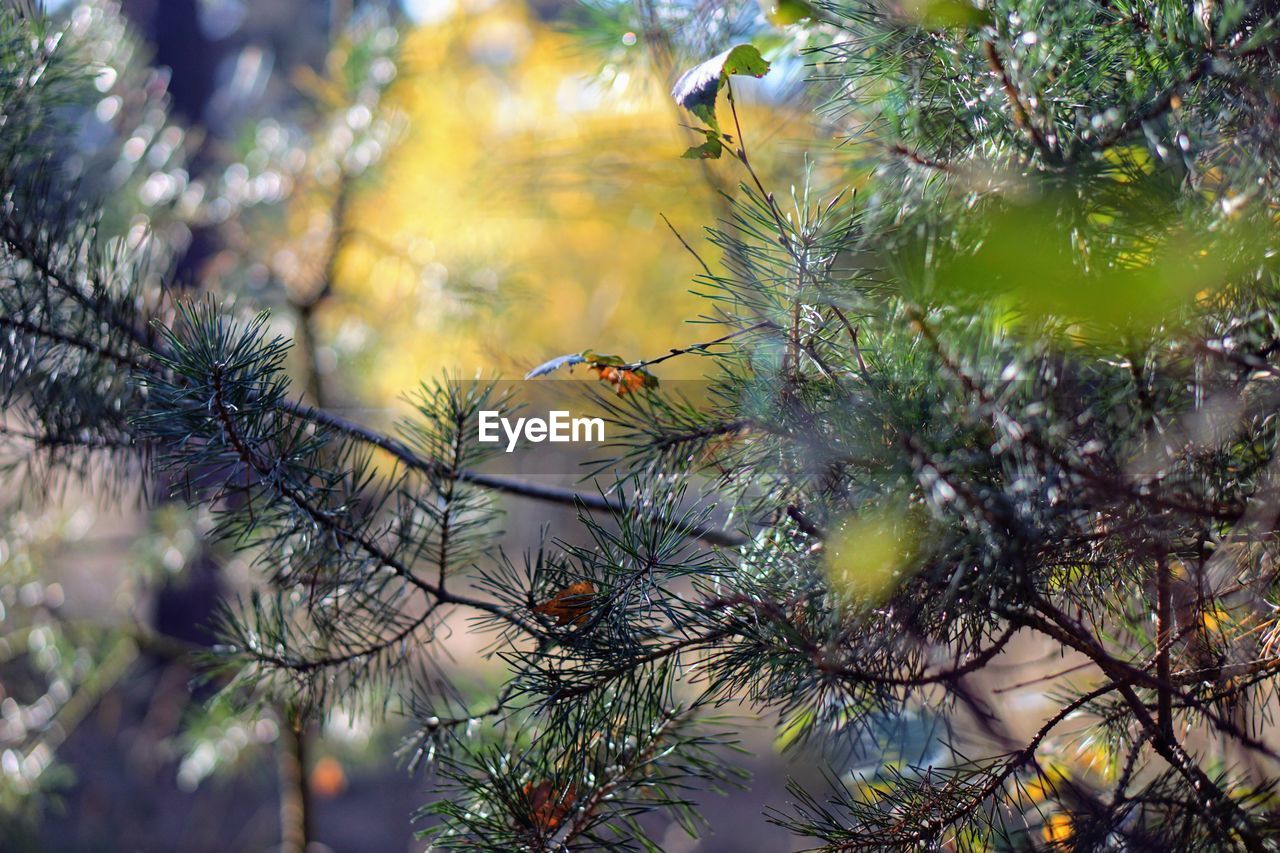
680,128 -> 726,160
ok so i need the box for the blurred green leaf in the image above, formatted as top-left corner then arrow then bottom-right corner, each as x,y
759,0 -> 819,26
824,506 -> 921,604
933,186 -> 1271,336
901,0 -> 993,29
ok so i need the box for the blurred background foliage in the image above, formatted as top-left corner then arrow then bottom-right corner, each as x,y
318,0 -> 819,397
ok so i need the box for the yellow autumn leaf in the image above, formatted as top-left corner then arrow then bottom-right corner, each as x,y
1042,812 -> 1073,844
1023,776 -> 1051,804
1202,605 -> 1230,633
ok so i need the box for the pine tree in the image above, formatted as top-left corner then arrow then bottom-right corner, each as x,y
6,0 -> 1280,850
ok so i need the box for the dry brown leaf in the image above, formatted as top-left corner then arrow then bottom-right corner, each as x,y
522,779 -> 577,832
532,581 -> 596,626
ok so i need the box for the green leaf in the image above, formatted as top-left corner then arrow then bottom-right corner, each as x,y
824,505 -> 922,606
681,130 -> 724,160
580,350 -> 626,367
671,44 -> 771,132
719,44 -> 771,77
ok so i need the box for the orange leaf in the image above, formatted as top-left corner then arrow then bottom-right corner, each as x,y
591,365 -> 649,395
1042,812 -> 1072,844
532,581 -> 596,626
522,780 -> 577,831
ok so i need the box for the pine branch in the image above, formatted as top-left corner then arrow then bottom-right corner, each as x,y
277,398 -> 746,547
208,362 -> 538,636
982,39 -> 1057,164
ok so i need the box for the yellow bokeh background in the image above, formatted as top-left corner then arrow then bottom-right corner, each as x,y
313,1 -> 810,405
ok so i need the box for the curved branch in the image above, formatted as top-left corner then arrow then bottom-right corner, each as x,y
275,398 -> 747,547
210,366 -> 539,636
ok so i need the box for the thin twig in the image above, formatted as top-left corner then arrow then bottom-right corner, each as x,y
658,212 -> 714,278
1156,551 -> 1174,739
626,320 -> 774,371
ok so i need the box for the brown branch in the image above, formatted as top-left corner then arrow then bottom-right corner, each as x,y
4,290 -> 747,549
541,626 -> 737,703
1019,602 -> 1267,850
277,704 -> 312,853
658,211 -> 714,278
1033,601 -> 1280,763
626,320 -> 774,371
1,307 -> 748,553
0,315 -> 146,370
274,398 -> 746,547
1,221 -> 154,351
821,623 -> 1020,688
289,170 -> 353,408
888,143 -> 954,173
983,40 -> 1056,163
786,504 -> 826,539
0,422 -> 135,451
246,606 -> 439,674
828,305 -> 870,380
1156,552 -> 1174,739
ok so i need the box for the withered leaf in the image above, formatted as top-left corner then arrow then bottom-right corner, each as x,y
590,364 -> 655,395
521,779 -> 577,832
532,581 -> 596,627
